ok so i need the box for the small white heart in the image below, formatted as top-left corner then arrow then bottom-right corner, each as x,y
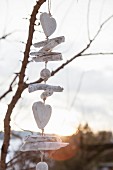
32,101 -> 52,129
40,13 -> 57,37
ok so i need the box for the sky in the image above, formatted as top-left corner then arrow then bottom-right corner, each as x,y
0,0 -> 113,136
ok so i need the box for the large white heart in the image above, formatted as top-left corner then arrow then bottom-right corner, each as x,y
32,101 -> 52,129
40,12 -> 57,37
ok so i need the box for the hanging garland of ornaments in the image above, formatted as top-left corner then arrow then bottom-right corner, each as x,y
20,1 -> 69,169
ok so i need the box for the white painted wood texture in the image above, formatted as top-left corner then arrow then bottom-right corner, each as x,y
33,36 -> 65,48
40,12 -> 57,37
32,101 -> 52,129
32,52 -> 62,62
28,83 -> 64,93
30,36 -> 65,62
20,142 -> 69,151
24,135 -> 62,143
30,51 -> 61,56
36,162 -> 48,170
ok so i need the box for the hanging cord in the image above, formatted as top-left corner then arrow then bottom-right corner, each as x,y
40,151 -> 44,162
45,61 -> 47,69
44,61 -> 47,85
42,128 -> 44,136
48,0 -> 51,15
42,61 -> 48,103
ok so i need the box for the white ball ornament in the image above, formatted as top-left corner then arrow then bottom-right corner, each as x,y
40,68 -> 51,81
41,89 -> 53,100
36,162 -> 48,170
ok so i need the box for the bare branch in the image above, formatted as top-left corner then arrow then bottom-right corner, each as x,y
13,122 -> 34,134
87,0 -> 91,41
81,52 -> 113,56
0,31 -> 18,40
0,74 -> 18,100
92,14 -> 113,41
69,72 -> 85,109
6,152 -> 23,167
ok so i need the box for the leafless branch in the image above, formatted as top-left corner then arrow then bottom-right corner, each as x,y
0,31 -> 16,40
6,152 -> 24,167
81,52 -> 113,56
0,74 -> 18,100
13,122 -> 34,134
69,72 -> 85,109
92,14 -> 113,41
87,0 -> 91,41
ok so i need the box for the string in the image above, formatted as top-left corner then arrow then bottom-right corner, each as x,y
48,0 -> 51,15
43,61 -> 47,85
40,151 -> 44,162
42,128 -> 44,136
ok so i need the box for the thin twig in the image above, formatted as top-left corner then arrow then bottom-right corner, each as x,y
92,14 -> 113,41
81,52 -> 113,56
6,152 -> 23,166
69,72 -> 85,109
13,122 -> 34,134
0,31 -> 17,40
87,0 -> 91,41
0,74 -> 18,100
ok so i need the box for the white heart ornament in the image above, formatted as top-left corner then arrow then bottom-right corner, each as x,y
32,101 -> 52,129
40,12 -> 57,37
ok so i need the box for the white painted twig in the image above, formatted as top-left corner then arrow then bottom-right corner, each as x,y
24,135 -> 62,143
32,52 -> 62,62
21,142 -> 69,151
28,83 -> 64,93
33,36 -> 65,48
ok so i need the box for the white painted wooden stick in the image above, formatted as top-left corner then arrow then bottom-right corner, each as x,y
32,52 -> 62,62
30,51 -> 61,57
33,36 -> 65,48
24,135 -> 62,143
39,37 -> 65,52
28,83 -> 64,93
21,142 -> 69,151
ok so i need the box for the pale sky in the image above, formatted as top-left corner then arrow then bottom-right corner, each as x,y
0,0 -> 113,136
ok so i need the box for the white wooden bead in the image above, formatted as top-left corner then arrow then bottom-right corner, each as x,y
40,69 -> 51,81
41,89 -> 53,100
36,162 -> 48,170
